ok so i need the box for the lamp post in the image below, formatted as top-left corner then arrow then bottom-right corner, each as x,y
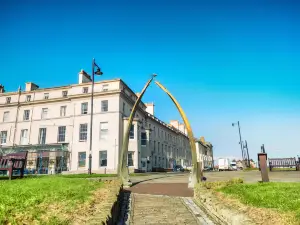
232,121 -> 248,167
88,58 -> 103,175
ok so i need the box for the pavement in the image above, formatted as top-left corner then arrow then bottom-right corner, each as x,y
127,172 -> 215,225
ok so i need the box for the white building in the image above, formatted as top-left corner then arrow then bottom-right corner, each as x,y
195,137 -> 214,170
0,70 -> 194,174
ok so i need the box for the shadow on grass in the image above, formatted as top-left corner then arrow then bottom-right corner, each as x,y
105,188 -> 132,225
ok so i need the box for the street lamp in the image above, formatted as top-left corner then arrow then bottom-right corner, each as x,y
232,121 -> 249,167
88,58 -> 103,175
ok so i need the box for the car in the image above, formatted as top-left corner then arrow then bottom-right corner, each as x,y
174,165 -> 184,172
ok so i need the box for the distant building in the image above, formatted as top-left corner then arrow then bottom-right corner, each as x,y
0,70 -> 193,174
195,136 -> 214,169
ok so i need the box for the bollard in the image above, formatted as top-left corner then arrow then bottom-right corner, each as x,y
258,153 -> 269,182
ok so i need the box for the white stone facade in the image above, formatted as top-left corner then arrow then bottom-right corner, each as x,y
195,137 -> 214,170
0,71 -> 194,174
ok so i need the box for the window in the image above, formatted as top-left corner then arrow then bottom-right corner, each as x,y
78,152 -> 86,167
57,126 -> 66,142
83,87 -> 88,93
122,102 -> 125,113
102,84 -> 109,91
129,125 -> 134,139
44,93 -> 49,99
60,106 -> 66,117
26,95 -> 31,102
99,151 -> 107,167
100,122 -> 108,139
41,108 -> 48,119
23,110 -> 30,121
141,132 -> 147,146
153,126 -> 155,137
101,100 -> 108,112
20,129 -> 28,145
158,142 -> 160,154
0,131 -> 7,144
6,97 -> 11,104
38,128 -> 47,145
79,124 -> 88,141
81,102 -> 88,114
154,156 -> 157,166
62,91 -> 68,97
3,111 -> 9,122
154,141 -> 156,152
128,152 -> 134,166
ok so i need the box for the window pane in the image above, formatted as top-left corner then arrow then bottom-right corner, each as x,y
41,108 -> 48,119
83,87 -> 88,93
62,91 -> 68,97
99,151 -> 107,167
0,131 -> 7,144
129,125 -> 134,139
26,95 -> 31,102
79,124 -> 88,141
3,111 -> 9,122
6,97 -> 11,104
60,106 -> 66,117
38,128 -> 47,145
141,132 -> 147,146
81,102 -> 88,114
101,100 -> 108,112
100,122 -> 108,139
58,126 -> 66,142
78,152 -> 86,167
23,110 -> 30,121
102,84 -> 109,91
44,93 -> 49,99
128,152 -> 134,166
20,129 -> 28,145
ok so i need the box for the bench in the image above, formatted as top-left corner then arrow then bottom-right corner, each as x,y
268,157 -> 299,171
0,151 -> 28,179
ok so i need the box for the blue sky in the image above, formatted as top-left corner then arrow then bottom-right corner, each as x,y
1,0 -> 300,160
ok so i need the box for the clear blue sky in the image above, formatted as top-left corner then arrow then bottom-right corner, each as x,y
1,0 -> 300,160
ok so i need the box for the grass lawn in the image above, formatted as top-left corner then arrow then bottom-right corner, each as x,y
218,182 -> 300,222
0,176 -> 105,224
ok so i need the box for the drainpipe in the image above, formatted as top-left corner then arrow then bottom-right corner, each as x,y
12,86 -> 21,146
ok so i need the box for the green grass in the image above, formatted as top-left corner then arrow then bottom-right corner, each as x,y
218,182 -> 300,221
0,176 -> 104,224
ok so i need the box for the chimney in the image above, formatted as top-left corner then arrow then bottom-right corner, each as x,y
145,102 -> 154,115
179,123 -> 185,133
25,82 -> 39,91
79,69 -> 92,84
0,84 -> 5,93
200,136 -> 206,144
170,120 -> 179,129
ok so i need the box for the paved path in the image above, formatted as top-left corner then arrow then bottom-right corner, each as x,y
127,173 -> 215,225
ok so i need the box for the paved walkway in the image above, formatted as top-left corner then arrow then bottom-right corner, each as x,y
127,173 -> 215,225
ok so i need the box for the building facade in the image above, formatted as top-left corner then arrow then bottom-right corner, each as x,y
195,137 -> 214,170
0,70 -> 193,174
